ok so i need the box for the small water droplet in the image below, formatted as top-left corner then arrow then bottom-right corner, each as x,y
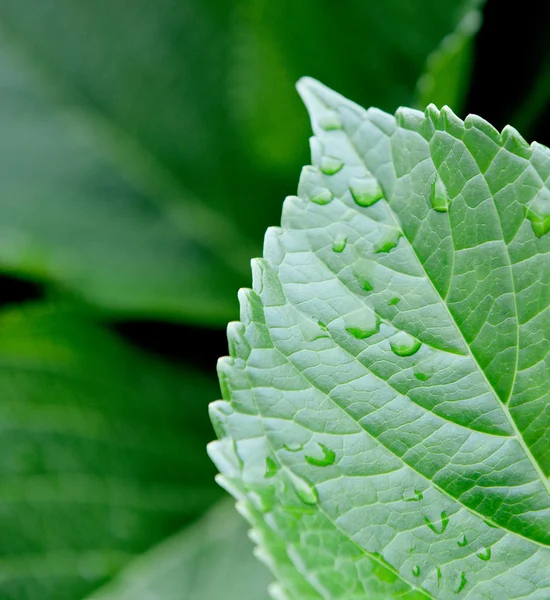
526,187 -> 550,237
289,473 -> 318,506
332,235 -> 347,253
360,278 -> 373,292
305,443 -> 336,467
390,331 -> 422,357
284,443 -> 303,452
414,371 -> 431,381
412,565 -> 421,577
457,534 -> 468,547
424,511 -> 449,535
388,297 -> 400,306
437,567 -> 442,587
483,519 -> 498,529
409,545 -> 416,555
345,309 -> 380,340
317,320 -> 328,330
430,173 -> 449,213
349,176 -> 384,207
455,571 -> 467,594
265,457 -> 278,479
476,547 -> 491,561
310,188 -> 333,205
375,232 -> 402,254
318,110 -> 343,130
320,156 -> 344,175
403,489 -> 423,502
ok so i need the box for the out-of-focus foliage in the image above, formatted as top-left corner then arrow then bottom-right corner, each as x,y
0,0 -> 480,325
87,500 -> 271,600
0,305 -> 220,599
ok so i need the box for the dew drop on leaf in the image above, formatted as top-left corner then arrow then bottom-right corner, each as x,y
430,173 -> 449,212
525,186 -> 550,237
332,235 -> 347,253
403,489 -> 424,502
476,547 -> 491,561
289,473 -> 318,506
412,565 -> 421,577
390,331 -> 422,357
457,534 -> 468,547
283,443 -> 303,453
318,110 -> 343,130
424,511 -> 449,535
349,176 -> 384,207
305,443 -> 336,467
455,571 -> 468,594
413,370 -> 431,381
345,309 -> 380,340
320,156 -> 344,175
265,456 -> 278,479
388,296 -> 400,306
375,232 -> 401,253
310,188 -> 334,205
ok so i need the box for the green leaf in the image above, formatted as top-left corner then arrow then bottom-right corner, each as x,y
0,1 -> 482,324
415,4 -> 483,114
209,79 -> 550,598
0,304 -> 221,599
86,499 -> 272,600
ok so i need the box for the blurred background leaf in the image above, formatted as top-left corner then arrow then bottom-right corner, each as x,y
87,499 -> 271,600
0,305 -> 220,599
0,0 -> 481,326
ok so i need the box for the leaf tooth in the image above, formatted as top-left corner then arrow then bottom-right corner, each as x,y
227,321 -> 251,360
238,288 -> 265,326
440,105 -> 464,138
501,124 -> 532,158
251,258 -> 285,306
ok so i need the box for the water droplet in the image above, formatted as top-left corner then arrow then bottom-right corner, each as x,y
424,511 -> 449,535
318,110 -> 343,130
483,519 -> 498,529
390,331 -> 422,357
412,565 -> 421,578
346,323 -> 380,340
317,320 -> 328,330
455,571 -> 467,594
430,173 -> 449,212
320,156 -> 344,175
375,232 -> 401,253
437,567 -> 442,587
284,443 -> 303,453
414,371 -> 431,381
289,473 -> 318,506
388,297 -> 400,306
360,278 -> 373,292
310,188 -> 333,205
265,457 -> 278,479
457,534 -> 468,547
526,187 -> 550,237
298,166 -> 334,205
403,489 -> 423,502
349,176 -> 384,207
345,309 -> 380,340
305,443 -> 336,467
332,235 -> 347,253
409,545 -> 416,554
476,547 -> 491,561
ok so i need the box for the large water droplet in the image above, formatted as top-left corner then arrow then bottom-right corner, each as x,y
403,489 -> 423,502
430,173 -> 449,213
526,186 -> 550,237
344,309 -> 380,340
375,236 -> 400,253
349,176 -> 384,207
289,473 -> 318,506
320,156 -> 344,175
455,571 -> 467,594
318,110 -> 343,130
332,235 -> 347,253
305,443 -> 336,467
390,331 -> 422,357
265,457 -> 278,479
476,547 -> 491,561
457,534 -> 468,547
412,565 -> 421,578
424,511 -> 449,535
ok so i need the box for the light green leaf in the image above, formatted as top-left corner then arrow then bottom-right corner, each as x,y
0,1 -> 482,324
415,3 -> 483,113
0,305 -> 221,599
87,499 -> 271,600
209,79 -> 550,598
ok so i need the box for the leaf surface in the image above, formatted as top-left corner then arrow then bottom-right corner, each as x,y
0,305 -> 220,599
210,79 -> 550,598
